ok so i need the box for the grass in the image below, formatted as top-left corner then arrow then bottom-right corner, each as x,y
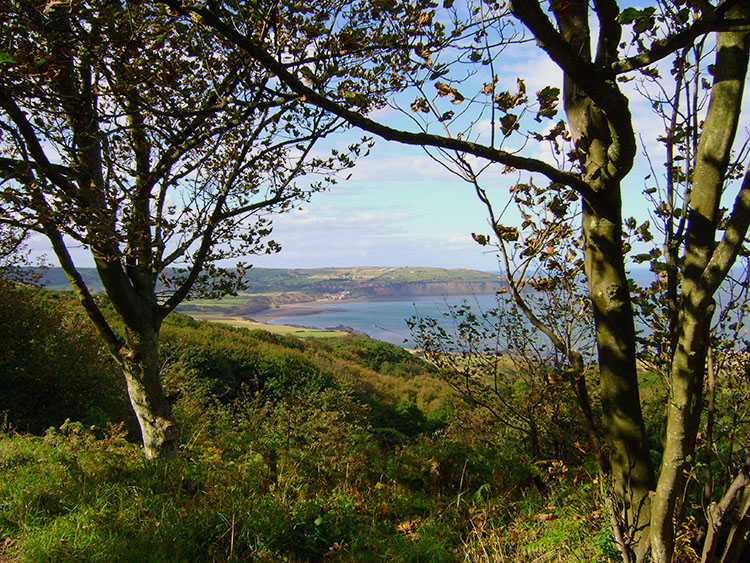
180,291 -> 310,308
0,286 -> 617,562
239,266 -> 504,291
193,315 -> 349,338
0,421 -> 613,563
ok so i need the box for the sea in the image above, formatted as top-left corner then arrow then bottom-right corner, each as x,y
261,267 -> 748,348
264,294 -> 520,347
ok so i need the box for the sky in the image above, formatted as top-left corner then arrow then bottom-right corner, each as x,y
23,6 -> 750,273
230,140 -> 511,271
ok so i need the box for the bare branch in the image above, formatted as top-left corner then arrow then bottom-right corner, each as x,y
166,0 -> 595,200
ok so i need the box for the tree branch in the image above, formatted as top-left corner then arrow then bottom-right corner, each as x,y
612,8 -> 750,74
702,169 -> 750,297
28,187 -> 124,358
0,88 -> 79,195
509,0 -> 637,178
163,0 -> 595,200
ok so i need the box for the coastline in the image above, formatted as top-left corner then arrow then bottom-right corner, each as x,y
185,293 -> 505,347
246,294 -> 452,324
247,298 -> 350,323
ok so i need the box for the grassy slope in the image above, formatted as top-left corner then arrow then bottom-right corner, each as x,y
240,266 -> 503,288
0,309 -> 613,562
0,426 -> 608,563
190,315 -> 349,338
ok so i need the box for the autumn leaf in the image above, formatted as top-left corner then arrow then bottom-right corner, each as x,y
500,114 -> 519,136
481,75 -> 498,94
410,97 -> 430,113
417,10 -> 435,26
535,86 -> 560,121
472,233 -> 490,246
435,82 -> 464,104
493,225 -> 519,241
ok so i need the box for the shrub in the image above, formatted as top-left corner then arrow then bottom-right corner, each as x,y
0,280 -> 135,435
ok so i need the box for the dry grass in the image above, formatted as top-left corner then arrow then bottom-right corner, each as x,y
190,314 -> 349,339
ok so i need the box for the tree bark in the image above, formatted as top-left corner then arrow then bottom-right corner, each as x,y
650,9 -> 750,562
551,2 -> 655,554
95,256 -> 180,459
119,323 -> 179,459
582,197 -> 655,551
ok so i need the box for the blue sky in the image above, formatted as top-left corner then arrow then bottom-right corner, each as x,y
240,138 -> 511,271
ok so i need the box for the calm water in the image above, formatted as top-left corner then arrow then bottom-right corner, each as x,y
263,268 -> 746,348
265,294 -> 502,346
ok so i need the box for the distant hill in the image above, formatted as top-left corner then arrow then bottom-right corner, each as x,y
36,267 -> 104,291
36,266 -> 507,298
239,267 -> 506,298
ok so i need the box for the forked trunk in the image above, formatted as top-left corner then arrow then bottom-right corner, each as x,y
556,10 -> 655,551
650,12 -> 750,561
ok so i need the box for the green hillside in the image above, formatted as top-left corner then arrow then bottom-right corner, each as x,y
0,281 -> 612,562
38,266 -> 505,295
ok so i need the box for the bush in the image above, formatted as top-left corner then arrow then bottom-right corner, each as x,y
0,280 -> 135,435
325,336 -> 433,378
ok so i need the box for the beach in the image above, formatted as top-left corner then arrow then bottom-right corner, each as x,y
246,299 -> 344,323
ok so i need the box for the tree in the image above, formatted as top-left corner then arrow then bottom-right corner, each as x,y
0,0 -> 362,458
408,290 -> 596,461
169,0 -> 750,559
628,36 -> 750,563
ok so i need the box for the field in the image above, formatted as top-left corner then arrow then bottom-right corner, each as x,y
188,313 -> 349,338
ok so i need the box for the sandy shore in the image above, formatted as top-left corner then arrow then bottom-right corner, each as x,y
248,299 -> 348,323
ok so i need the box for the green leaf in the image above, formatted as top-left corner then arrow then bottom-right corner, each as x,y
0,53 -> 18,65
632,253 -> 653,264
617,7 -> 642,24
300,66 -> 316,85
618,6 -> 656,34
344,91 -> 369,108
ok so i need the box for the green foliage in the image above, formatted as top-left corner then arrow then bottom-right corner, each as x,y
323,335 -> 433,378
0,419 -> 615,562
162,318 -> 338,405
0,280 -> 135,435
0,287 -> 625,560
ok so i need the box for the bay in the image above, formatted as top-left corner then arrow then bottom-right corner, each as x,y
264,294 -> 502,347
260,268 -> 747,348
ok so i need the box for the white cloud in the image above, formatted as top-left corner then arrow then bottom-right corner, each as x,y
347,152 -> 457,183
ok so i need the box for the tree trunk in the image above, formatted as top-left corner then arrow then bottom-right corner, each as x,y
720,486 -> 750,563
119,325 -> 179,459
650,13 -> 750,561
583,198 -> 655,547
555,3 -> 655,547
